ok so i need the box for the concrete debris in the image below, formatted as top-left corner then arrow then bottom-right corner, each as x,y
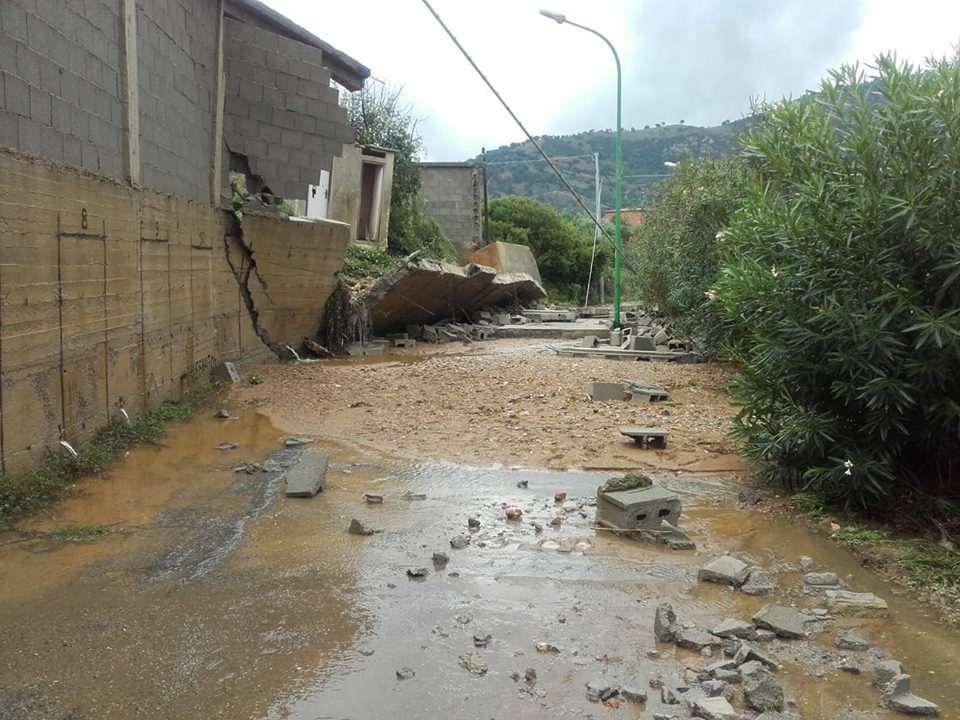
825,590 -> 888,617
589,382 -> 626,402
535,642 -> 560,654
362,493 -> 383,504
733,640 -> 780,670
586,680 -> 618,702
348,519 -> 376,536
690,695 -> 739,720
467,517 -> 481,528
799,555 -> 815,571
449,535 -> 471,549
698,556 -> 751,588
675,627 -> 721,652
836,631 -> 870,651
432,552 -> 449,567
516,479 -> 529,489
217,442 -> 238,451
233,462 -> 262,474
654,603 -> 680,642
596,483 -> 681,532
531,522 -> 543,533
742,664 -> 785,711
873,660 -> 904,690
882,674 -> 940,716
283,436 -> 315,448
619,426 -> 669,448
472,630 -> 491,648
211,361 -> 241,384
660,519 -> 696,550
701,680 -> 733,700
284,451 -> 328,497
524,668 -> 537,683
804,571 -> 841,587
752,605 -> 807,639
406,567 -> 429,578
505,506 -> 523,520
711,618 -> 756,640
620,686 -> 647,703
396,667 -> 415,680
214,409 -> 234,419
459,653 -> 488,676
741,568 -> 776,596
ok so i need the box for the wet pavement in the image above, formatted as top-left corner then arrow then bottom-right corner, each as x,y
0,408 -> 957,719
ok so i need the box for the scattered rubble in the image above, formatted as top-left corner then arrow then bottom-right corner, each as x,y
459,653 -> 488,676
691,695 -> 739,720
742,663 -> 785,712
836,631 -> 870,651
711,618 -> 756,640
348,519 -> 376,536
698,556 -> 751,588
585,680 -> 618,703
741,568 -> 776,595
283,451 -> 328,497
214,409 -> 234,419
882,674 -> 940,716
752,605 -> 807,639
825,590 -> 889,617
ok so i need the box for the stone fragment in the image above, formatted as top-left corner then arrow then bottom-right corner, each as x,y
432,552 -> 449,567
752,605 -> 807,639
755,629 -> 777,642
467,517 -> 481,528
714,668 -> 741,684
742,665 -> 785,711
799,555 -> 814,570
804,571 -> 840,586
214,409 -> 233,419
690,695 -> 738,720
741,568 -> 776,595
283,436 -> 314,447
825,590 -> 888,617
835,630 -> 869,651
211,361 -> 240,384
711,618 -> 756,640
402,492 -> 427,500
459,653 -> 487,676
505,506 -> 523,520
524,667 -> 537,682
698,556 -> 751,588
882,674 -> 940,716
348,519 -> 375,536
396,667 -> 415,680
284,451 -> 328,497
406,567 -> 429,578
473,630 -> 491,647
217,442 -> 238,451
620,686 -> 647,703
873,659 -> 904,690
516,479 -> 529,489
450,535 -> 470,549
654,603 -> 679,643
586,680 -> 618,702
554,491 -> 567,503
660,519 -> 696,550
675,627 -> 721,652
589,381 -> 626,402
733,640 -> 780,670
362,493 -> 383,504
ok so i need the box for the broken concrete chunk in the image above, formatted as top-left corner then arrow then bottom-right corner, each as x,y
835,630 -> 870,651
472,630 -> 491,647
585,680 -> 619,702
690,695 -> 739,720
741,568 -> 776,595
743,666 -> 785,712
283,436 -> 315,448
620,686 -> 647,703
450,535 -> 471,549
459,653 -> 487,676
406,567 -> 429,578
752,605 -> 807,639
660,519 -> 696,550
711,618 -> 756,640
348,519 -> 376,536
804,571 -> 841,586
596,483 -> 681,531
211,361 -> 241,384
396,667 -> 415,680
284,451 -> 328,497
588,381 -> 626,402
873,659 -> 904,690
217,441 -> 238,451
619,426 -> 669,448
733,640 -> 780,670
362,493 -> 384,504
654,603 -> 679,642
674,627 -> 721,652
825,590 -> 888,617
698,556 -> 751,588
882,674 -> 940,716
432,552 -> 449,567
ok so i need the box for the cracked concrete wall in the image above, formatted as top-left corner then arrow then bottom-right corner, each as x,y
0,147 -> 348,473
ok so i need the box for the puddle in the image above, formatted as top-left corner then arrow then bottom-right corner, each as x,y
0,411 -> 957,719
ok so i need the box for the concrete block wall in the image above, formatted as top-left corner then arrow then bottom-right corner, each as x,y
136,0 -> 219,204
0,0 -> 125,176
419,164 -> 482,258
222,15 -> 354,201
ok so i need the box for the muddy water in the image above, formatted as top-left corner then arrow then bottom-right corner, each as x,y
0,409 -> 957,719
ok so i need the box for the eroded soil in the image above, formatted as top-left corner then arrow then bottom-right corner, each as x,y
0,340 -> 957,719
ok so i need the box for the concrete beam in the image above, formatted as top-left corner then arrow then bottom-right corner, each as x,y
120,0 -> 140,184
210,0 -> 225,206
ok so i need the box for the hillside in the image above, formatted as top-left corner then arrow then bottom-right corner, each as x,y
474,118 -> 752,212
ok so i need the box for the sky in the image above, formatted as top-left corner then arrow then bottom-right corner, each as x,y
262,0 -> 960,161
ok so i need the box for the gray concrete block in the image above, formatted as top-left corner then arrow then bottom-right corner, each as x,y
248,101 -> 272,124
293,114 -> 314,134
40,124 -> 62,161
2,71 -> 30,116
596,484 -> 682,531
589,381 -> 625,401
1,3 -> 28,41
79,140 -> 98,170
280,128 -> 302,148
17,115 -> 41,153
266,142 -> 289,163
284,450 -> 329,497
259,122 -> 281,143
51,96 -> 71,132
0,111 -> 18,147
272,107 -> 297,129
275,71 -> 297,92
62,133 -> 81,165
15,40 -> 40,86
238,79 -> 262,102
265,51 -> 287,73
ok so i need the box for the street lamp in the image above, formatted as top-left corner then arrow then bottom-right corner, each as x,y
540,9 -> 623,327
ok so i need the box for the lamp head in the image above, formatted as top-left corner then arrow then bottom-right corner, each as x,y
539,9 -> 566,23
663,161 -> 678,168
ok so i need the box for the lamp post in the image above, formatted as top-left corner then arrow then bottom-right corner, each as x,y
540,9 -> 623,327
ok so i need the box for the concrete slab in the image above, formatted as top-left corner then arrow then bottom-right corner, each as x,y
211,361 -> 241,384
596,484 -> 681,530
589,381 -> 625,402
496,321 -> 610,340
284,450 -> 329,497
619,426 -> 668,448
557,345 -> 701,362
521,308 -> 578,322
629,335 -> 657,351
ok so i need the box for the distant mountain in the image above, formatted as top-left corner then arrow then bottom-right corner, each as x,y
472,117 -> 752,213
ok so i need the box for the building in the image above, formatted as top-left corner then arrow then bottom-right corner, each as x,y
0,0 -> 368,471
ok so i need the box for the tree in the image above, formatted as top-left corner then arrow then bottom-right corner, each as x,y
488,196 -> 609,302
713,54 -> 960,511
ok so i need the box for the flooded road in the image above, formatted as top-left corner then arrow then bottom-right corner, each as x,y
1,398 -> 958,718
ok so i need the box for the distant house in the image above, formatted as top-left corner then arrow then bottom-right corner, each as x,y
602,209 -> 645,226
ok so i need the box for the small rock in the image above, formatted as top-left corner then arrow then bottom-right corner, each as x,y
406,567 -> 429,578
549,516 -> 562,527
691,695 -> 739,719
737,487 -> 762,505
715,668 -> 741,684
531,522 -> 543,533
799,555 -> 815,571
620,685 -> 647,703
467,517 -> 481,528
348,519 -> 375,536
882,674 -> 940,716
217,441 -> 238,451
396,667 -> 415,680
362,493 -> 384,504
283,436 -> 314,447
473,630 -> 491,647
432,552 -> 449,567
741,568 -> 776,596
838,658 -> 862,674
873,659 -> 904,690
524,668 -> 537,683
554,491 -> 567,503
835,630 -> 869,651
214,409 -> 233,419
536,642 -> 560,654
358,647 -> 374,656
561,500 -> 578,513
517,479 -> 529,489
660,519 -> 696,550
825,590 -> 888,617
755,629 -> 777,642
654,603 -> 679,643
733,640 -> 780,670
585,680 -> 618,703
674,627 -> 720,652
505,506 -> 523,520
711,618 -> 756,640
804,571 -> 840,586
402,492 -> 427,501
752,605 -> 807,639
459,653 -> 487,676
450,535 -> 470,549
743,665 -> 784,711
698,556 -> 751,587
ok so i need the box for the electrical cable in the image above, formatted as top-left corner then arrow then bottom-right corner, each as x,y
420,0 -> 641,277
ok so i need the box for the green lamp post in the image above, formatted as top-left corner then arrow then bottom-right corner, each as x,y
540,9 -> 623,327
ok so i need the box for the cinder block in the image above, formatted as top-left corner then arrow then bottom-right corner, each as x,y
266,142 -> 288,163
262,86 -> 284,107
238,79 -> 262,102
293,114 -> 314,134
15,41 -> 40,85
62,133 -> 81,165
2,71 -> 31,116
80,139 -> 99,171
1,3 -> 28,41
589,381 -> 625,402
258,122 -> 281,143
0,111 -> 18,147
17,115 -> 41,153
265,51 -> 287,73
272,107 -> 297,130
595,484 -> 681,531
40,124 -> 62,161
275,71 -> 297,92
248,101 -> 272,124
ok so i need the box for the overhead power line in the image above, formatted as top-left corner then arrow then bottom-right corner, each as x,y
420,0 -> 641,277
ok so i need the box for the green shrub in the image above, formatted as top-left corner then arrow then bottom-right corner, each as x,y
713,54 -> 960,511
387,205 -> 458,262
339,244 -> 400,285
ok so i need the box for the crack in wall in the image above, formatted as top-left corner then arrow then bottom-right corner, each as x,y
223,213 -> 282,357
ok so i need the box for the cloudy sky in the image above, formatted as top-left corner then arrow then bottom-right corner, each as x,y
262,0 -> 960,160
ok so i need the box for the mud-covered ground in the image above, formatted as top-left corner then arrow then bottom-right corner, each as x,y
0,340 -> 957,720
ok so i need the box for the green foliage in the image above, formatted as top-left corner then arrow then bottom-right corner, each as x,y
340,243 -> 401,285
49,525 -> 114,543
487,196 -> 609,303
713,54 -> 960,510
386,205 -> 458,262
0,400 -> 203,526
629,156 -> 750,353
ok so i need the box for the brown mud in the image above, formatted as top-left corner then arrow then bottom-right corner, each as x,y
0,340 -> 956,719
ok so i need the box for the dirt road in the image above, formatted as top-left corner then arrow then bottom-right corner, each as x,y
0,340 -> 956,719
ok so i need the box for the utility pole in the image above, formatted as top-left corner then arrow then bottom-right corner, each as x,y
481,147 -> 489,243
